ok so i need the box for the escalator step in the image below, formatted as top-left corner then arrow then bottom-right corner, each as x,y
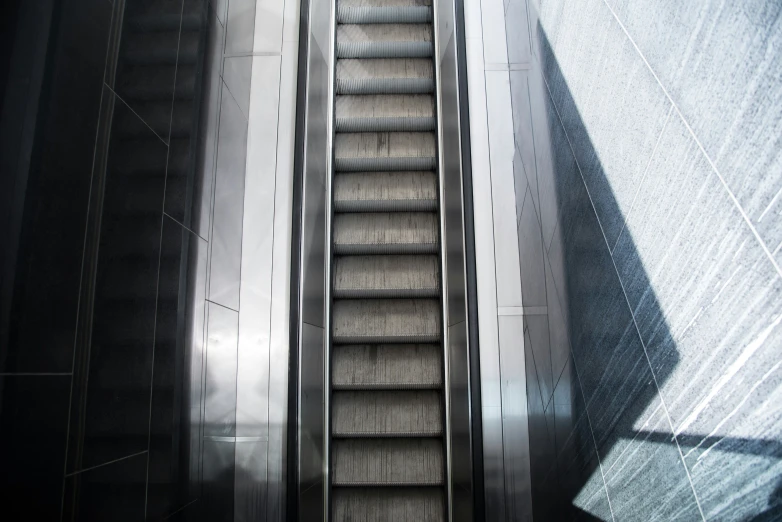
332,344 -> 442,389
332,299 -> 440,343
332,439 -> 444,486
336,94 -> 435,132
332,390 -> 442,437
332,488 -> 444,522
333,212 -> 439,255
337,24 -> 433,58
334,255 -> 439,298
337,59 -> 434,94
335,132 -> 436,171
334,171 -> 437,213
337,0 -> 432,24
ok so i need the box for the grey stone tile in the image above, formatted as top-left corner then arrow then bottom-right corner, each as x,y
537,0 -> 566,52
541,93 -> 584,267
209,82 -> 248,310
539,0 -> 671,248
617,112 -> 782,520
518,186 -> 547,306
607,0 -> 782,261
553,366 -> 612,521
601,394 -> 701,521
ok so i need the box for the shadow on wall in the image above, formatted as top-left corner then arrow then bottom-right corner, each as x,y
525,24 -> 782,522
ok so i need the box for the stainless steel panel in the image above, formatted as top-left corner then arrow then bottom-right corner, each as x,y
203,439 -> 237,522
236,55 -> 284,441
440,32 -> 467,328
300,480 -> 325,521
235,440 -> 269,522
485,70 -> 522,308
299,323 -> 325,508
224,56 -> 253,119
193,5 -> 225,241
300,32 -> 330,328
266,38 -> 298,522
254,0 -> 286,53
482,406 -> 507,521
448,320 -> 472,518
205,302 -> 239,437
435,0 -> 476,515
209,82 -> 249,311
498,315 -> 532,521
226,0 -> 257,54
480,0 -> 509,64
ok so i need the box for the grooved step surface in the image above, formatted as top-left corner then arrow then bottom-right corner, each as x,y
331,5 -> 445,516
332,439 -> 444,485
336,95 -> 435,132
332,488 -> 445,522
332,390 -> 442,436
335,132 -> 436,171
334,171 -> 437,212
337,25 -> 433,58
334,255 -> 439,297
337,59 -> 434,94
332,299 -> 440,343
332,344 -> 443,389
333,213 -> 439,254
337,3 -> 432,24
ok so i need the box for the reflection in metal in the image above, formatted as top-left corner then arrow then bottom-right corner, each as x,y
291,0 -> 336,514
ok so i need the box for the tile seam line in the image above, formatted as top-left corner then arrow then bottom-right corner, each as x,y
207,299 -> 239,313
611,104 -> 675,255
261,55 -> 286,493
598,0 -> 782,279
568,343 -> 616,522
144,9 -> 183,505
104,83 -> 169,146
224,52 -> 283,57
163,212 -> 207,242
541,70 -> 706,522
64,450 -> 148,477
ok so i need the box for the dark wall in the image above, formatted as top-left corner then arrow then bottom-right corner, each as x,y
506,0 -> 782,520
0,0 -> 248,520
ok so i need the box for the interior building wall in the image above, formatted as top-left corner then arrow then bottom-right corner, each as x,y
0,0 -> 298,520
486,0 -> 782,519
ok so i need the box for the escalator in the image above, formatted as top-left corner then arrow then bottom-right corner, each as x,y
327,0 -> 447,519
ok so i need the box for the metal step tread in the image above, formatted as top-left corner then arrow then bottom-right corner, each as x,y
332,438 -> 444,485
337,1 -> 432,24
336,94 -> 435,132
332,488 -> 445,522
337,24 -> 434,59
332,299 -> 440,343
333,212 -> 439,255
335,171 -> 437,210
332,390 -> 442,436
335,132 -> 436,171
337,59 -> 434,94
332,344 -> 443,389
334,255 -> 439,298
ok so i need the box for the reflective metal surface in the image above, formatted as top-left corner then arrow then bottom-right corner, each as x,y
433,0 -> 477,516
295,0 -> 336,511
